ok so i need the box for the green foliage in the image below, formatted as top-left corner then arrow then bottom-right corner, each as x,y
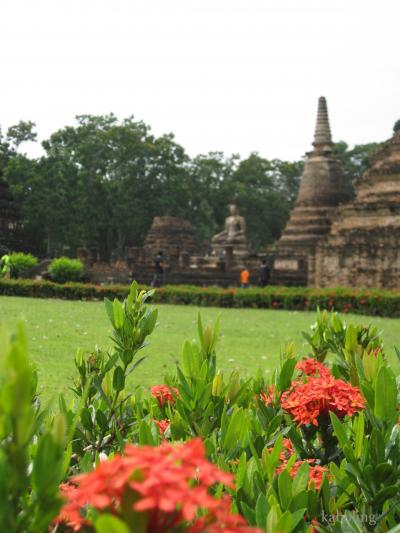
9,252 -> 38,278
48,256 -> 84,283
64,282 -> 158,468
393,119 -> 400,133
6,120 -> 37,148
2,279 -> 400,318
2,282 -> 400,531
333,141 -> 382,184
2,114 -> 303,257
0,323 -> 65,532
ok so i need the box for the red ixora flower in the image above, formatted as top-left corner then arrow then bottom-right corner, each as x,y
276,459 -> 328,491
259,384 -> 278,406
57,439 -> 261,533
267,437 -> 294,462
296,358 -> 331,379
150,384 -> 179,407
280,375 -> 365,426
270,438 -> 330,491
154,418 -> 170,436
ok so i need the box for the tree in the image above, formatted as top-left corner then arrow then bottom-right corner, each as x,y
333,141 -> 381,185
230,153 -> 303,249
36,115 -> 191,258
393,119 -> 400,133
6,120 -> 37,149
184,152 -> 238,244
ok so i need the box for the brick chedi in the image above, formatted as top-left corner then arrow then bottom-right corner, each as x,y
0,172 -> 21,253
272,97 -> 352,285
143,216 -> 197,268
315,128 -> 400,289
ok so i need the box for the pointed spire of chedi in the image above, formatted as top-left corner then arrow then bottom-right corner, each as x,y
313,96 -> 332,151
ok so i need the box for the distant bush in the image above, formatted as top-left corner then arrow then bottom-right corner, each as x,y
1,278 -> 400,317
10,252 -> 38,278
48,257 -> 84,283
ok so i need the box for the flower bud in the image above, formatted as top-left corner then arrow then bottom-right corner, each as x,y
226,370 -> 240,402
52,413 -> 66,445
203,325 -> 213,350
212,371 -> 224,396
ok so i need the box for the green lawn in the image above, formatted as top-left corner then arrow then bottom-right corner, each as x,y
1,295 -> 400,401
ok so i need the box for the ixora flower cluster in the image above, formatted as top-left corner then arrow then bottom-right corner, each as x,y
260,358 -> 365,427
151,384 -> 180,406
279,359 -> 365,426
57,439 -> 262,533
273,439 -> 329,491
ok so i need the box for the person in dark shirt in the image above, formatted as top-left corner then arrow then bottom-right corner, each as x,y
259,259 -> 270,287
152,251 -> 164,287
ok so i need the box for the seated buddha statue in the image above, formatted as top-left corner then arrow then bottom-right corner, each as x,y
211,203 -> 248,256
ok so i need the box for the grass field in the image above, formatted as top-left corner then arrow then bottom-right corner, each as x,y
1,295 -> 400,401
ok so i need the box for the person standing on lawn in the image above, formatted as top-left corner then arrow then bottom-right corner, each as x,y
151,251 -> 164,287
259,259 -> 270,287
240,267 -> 250,288
0,253 -> 11,279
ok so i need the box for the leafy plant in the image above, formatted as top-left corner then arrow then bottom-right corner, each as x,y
9,252 -> 38,278
0,324 -> 66,532
48,256 -> 84,283
2,282 -> 400,532
63,282 -> 158,470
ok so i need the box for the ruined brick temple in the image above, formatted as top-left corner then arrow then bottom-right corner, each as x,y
273,96 -> 400,289
315,127 -> 400,289
272,97 -> 353,286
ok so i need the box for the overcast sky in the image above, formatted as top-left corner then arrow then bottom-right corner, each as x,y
1,0 -> 399,161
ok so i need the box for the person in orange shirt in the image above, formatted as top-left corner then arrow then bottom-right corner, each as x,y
240,267 -> 250,288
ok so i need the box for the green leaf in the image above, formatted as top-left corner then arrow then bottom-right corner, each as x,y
345,324 -> 358,352
354,411 -> 364,459
307,489 -> 318,519
265,434 -> 283,480
95,514 -> 130,533
255,493 -> 269,528
104,298 -> 115,327
32,433 -> 61,492
144,308 -> 158,335
266,504 -> 282,532
95,410 -> 109,432
139,420 -> 155,445
278,358 -> 296,392
240,501 -> 256,525
372,485 -> 398,507
290,508 -> 307,530
113,298 -> 124,329
80,407 -> 93,430
278,469 -> 292,510
197,313 -> 204,346
222,407 -> 245,451
292,461 -> 309,495
113,366 -> 125,392
330,412 -> 350,449
235,452 -> 247,490
274,511 -> 293,533
374,366 -> 398,422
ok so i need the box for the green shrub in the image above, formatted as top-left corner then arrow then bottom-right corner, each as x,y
1,278 -> 400,318
9,252 -> 38,278
48,256 -> 84,283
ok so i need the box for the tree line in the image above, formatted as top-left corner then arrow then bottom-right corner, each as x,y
0,115 -> 380,260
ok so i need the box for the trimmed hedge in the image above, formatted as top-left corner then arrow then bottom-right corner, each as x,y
1,278 -> 400,317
